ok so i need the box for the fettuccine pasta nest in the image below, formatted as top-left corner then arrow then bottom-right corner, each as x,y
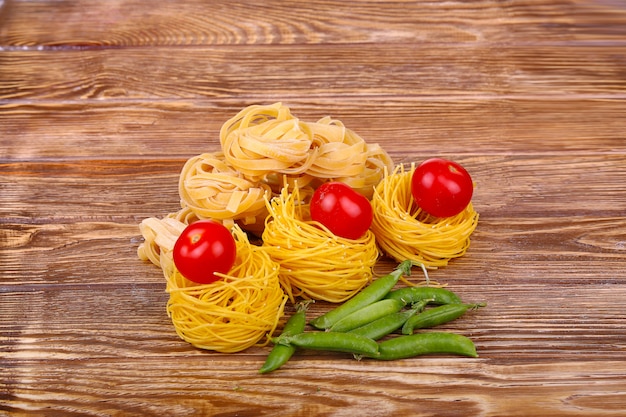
371,165 -> 479,268
178,152 -> 272,235
138,218 -> 287,353
262,185 -> 380,303
220,102 -> 392,195
175,102 -> 393,233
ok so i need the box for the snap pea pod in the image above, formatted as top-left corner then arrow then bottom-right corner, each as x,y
329,299 -> 404,333
346,299 -> 431,340
384,286 -> 462,306
402,302 -> 486,335
278,332 -> 379,356
365,332 -> 478,360
309,260 -> 413,330
259,302 -> 310,374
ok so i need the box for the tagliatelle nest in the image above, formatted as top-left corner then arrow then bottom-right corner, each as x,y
262,185 -> 380,303
371,165 -> 479,268
178,152 -> 273,235
171,103 -> 393,235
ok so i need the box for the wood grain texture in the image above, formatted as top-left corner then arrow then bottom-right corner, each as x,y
4,357 -> 624,416
2,99 -> 625,160
1,0 -> 626,47
1,44 -> 625,100
2,0 -> 626,416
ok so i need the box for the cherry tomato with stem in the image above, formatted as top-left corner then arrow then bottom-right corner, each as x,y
411,158 -> 473,218
309,182 -> 373,240
173,220 -> 237,284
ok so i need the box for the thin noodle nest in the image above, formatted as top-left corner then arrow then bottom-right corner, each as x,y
262,185 -> 379,303
371,165 -> 479,268
139,219 -> 287,353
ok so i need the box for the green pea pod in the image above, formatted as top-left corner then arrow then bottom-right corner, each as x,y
348,298 -> 431,340
281,332 -> 379,356
329,299 -> 404,333
385,286 -> 462,306
259,302 -> 309,374
365,332 -> 478,360
309,260 -> 413,330
402,302 -> 486,335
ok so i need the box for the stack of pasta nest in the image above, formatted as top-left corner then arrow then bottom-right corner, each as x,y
137,102 -> 478,353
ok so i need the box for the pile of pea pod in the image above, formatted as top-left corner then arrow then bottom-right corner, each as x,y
259,260 -> 486,374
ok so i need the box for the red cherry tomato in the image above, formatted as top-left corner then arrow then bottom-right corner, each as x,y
411,158 -> 473,218
309,182 -> 373,240
172,220 -> 237,284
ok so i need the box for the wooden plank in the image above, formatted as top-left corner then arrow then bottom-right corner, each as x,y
1,99 -> 625,161
1,44 -> 625,100
0,159 -> 183,219
2,356 -> 624,416
1,0 -> 625,47
2,154 -> 626,219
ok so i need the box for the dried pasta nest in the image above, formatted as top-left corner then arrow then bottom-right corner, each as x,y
174,102 -> 393,235
262,185 -> 380,303
178,152 -> 272,235
138,219 -> 287,353
371,165 -> 479,268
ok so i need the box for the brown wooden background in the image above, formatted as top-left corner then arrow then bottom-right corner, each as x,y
1,1 -> 626,416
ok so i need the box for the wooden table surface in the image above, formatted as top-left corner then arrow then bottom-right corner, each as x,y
2,1 -> 626,416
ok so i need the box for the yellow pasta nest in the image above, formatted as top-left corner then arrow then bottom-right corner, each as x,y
138,219 -> 287,353
371,165 -> 479,268
262,185 -> 380,303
